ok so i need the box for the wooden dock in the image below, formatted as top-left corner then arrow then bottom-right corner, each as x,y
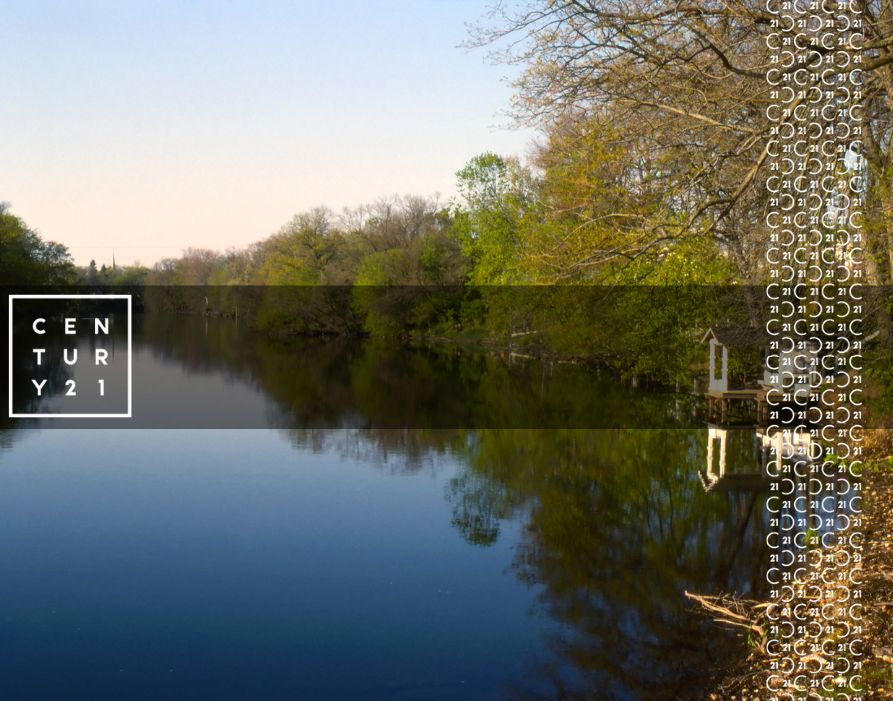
705,388 -> 768,425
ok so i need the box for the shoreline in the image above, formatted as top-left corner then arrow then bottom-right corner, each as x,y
865,443 -> 893,699
695,440 -> 893,700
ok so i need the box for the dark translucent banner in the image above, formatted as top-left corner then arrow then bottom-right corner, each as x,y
2,286 -> 888,428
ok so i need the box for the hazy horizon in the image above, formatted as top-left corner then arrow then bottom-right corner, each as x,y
2,1 -> 534,267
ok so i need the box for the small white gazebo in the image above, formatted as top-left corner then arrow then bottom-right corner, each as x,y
701,326 -> 768,424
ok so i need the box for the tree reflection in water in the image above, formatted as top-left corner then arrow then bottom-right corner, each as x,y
449,429 -> 768,700
281,427 -> 769,700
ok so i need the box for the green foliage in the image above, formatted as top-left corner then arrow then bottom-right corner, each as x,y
864,288 -> 893,422
257,209 -> 341,285
0,204 -> 74,285
355,249 -> 414,286
452,153 -> 533,283
78,258 -> 150,286
614,235 -> 737,286
149,248 -> 225,285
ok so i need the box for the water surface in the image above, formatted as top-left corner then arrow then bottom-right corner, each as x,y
0,317 -> 775,700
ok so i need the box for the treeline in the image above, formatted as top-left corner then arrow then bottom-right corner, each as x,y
2,111 -> 754,292
80,259 -> 150,287
148,136 -> 738,289
1,202 -> 151,287
148,195 -> 466,287
0,203 -> 74,286
132,128 -> 748,382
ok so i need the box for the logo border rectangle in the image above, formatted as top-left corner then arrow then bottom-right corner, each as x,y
8,294 -> 132,419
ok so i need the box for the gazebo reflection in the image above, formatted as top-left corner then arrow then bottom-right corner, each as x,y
699,421 -> 856,581
700,425 -> 824,493
701,424 -> 770,492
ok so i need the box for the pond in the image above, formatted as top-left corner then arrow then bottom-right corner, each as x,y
0,315 -> 775,700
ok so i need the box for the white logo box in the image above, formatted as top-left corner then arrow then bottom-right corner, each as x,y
8,294 -> 132,418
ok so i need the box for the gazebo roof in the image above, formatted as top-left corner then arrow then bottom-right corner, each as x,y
700,326 -> 764,348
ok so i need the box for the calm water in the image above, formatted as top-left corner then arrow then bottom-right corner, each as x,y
0,316 -> 774,700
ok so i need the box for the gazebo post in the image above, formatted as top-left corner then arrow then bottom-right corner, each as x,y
721,344 -> 728,391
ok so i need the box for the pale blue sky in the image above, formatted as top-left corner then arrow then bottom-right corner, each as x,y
1,1 -> 534,265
